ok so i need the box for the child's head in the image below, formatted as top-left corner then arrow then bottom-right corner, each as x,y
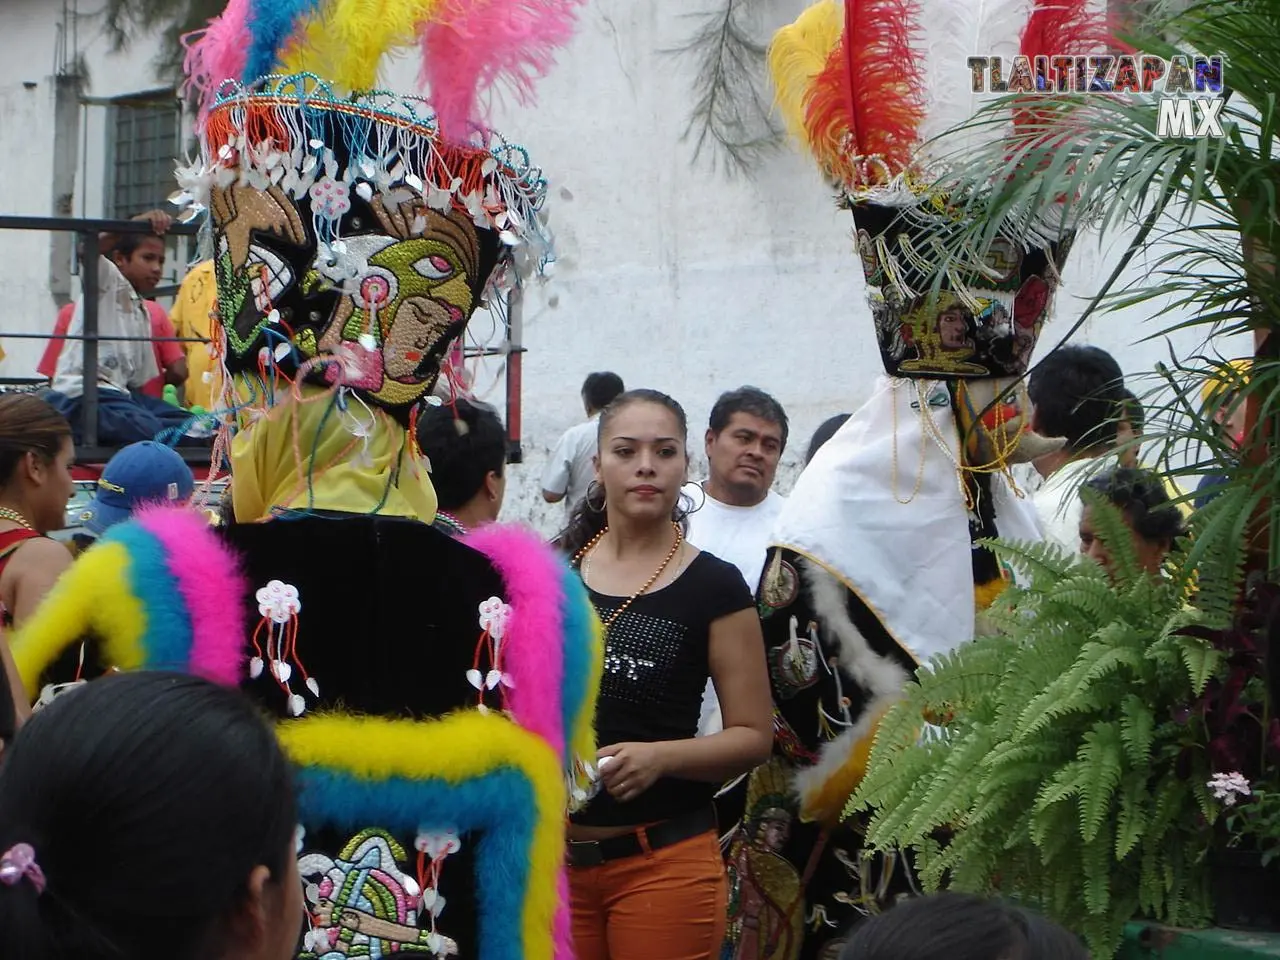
840,893 -> 1086,960
109,233 -> 166,296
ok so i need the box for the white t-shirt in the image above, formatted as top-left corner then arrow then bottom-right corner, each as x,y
682,482 -> 787,736
541,416 -> 599,514
52,256 -> 158,399
1023,458 -> 1097,557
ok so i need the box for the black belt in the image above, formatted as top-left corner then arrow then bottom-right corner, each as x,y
567,805 -> 718,867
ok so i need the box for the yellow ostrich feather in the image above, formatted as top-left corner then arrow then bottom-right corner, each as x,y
280,0 -> 447,92
767,1 -> 844,149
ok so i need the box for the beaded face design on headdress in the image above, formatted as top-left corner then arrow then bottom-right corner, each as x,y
851,199 -> 1072,381
175,76 -> 549,411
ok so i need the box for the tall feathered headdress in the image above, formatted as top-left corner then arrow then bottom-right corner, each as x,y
171,0 -> 584,435
769,0 -> 1118,381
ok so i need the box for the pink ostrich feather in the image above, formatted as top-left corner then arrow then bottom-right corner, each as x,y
419,0 -> 585,138
134,504 -> 249,686
465,523 -> 568,760
181,0 -> 253,120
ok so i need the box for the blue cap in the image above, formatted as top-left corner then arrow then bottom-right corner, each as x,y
79,442 -> 196,536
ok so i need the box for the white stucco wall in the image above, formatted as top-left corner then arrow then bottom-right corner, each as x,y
0,0 -> 1247,535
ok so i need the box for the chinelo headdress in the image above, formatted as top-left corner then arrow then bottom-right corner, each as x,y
768,0 -> 1119,385
172,0 -> 581,520
764,0 -> 1120,664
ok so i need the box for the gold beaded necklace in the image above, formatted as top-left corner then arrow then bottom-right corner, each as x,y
575,521 -> 684,632
0,507 -> 34,532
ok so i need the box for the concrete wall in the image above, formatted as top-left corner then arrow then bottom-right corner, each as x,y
0,0 -> 1247,535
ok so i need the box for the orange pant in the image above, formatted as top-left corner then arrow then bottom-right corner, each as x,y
569,828 -> 728,960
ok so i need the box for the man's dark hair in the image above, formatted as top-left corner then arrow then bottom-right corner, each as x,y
1028,345 -> 1125,452
415,398 -> 506,510
581,372 -> 625,413
709,386 -> 790,449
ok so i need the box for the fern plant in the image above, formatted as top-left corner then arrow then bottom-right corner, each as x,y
849,496 -> 1243,957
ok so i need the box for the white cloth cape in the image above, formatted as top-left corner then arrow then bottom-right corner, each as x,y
771,375 -> 1040,664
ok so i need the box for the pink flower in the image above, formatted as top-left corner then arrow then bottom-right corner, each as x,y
309,177 -> 351,221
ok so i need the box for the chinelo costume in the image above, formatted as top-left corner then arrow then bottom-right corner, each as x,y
720,1 -> 1115,958
11,3 -> 603,959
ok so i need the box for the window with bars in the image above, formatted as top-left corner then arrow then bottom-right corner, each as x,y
105,92 -> 180,219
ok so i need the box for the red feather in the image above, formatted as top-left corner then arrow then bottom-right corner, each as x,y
1017,0 -> 1134,131
803,0 -> 924,189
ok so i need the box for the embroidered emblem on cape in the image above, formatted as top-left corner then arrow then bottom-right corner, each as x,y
299,828 -> 458,959
250,579 -> 318,716
468,597 -> 513,713
760,556 -> 800,617
769,616 -> 820,699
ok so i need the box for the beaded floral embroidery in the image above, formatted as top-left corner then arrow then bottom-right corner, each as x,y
467,597 -> 513,714
298,828 -> 458,959
250,579 -> 318,716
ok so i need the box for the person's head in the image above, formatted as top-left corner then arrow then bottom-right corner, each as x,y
1028,344 -> 1125,454
806,413 -> 852,465
415,398 -> 507,523
108,231 -> 166,296
1079,467 -> 1184,577
581,372 -> 625,417
839,892 -> 1086,960
1115,388 -> 1145,469
0,671 -> 301,960
705,387 -> 789,506
1202,360 -> 1250,449
0,394 -> 75,533
78,441 -> 196,538
559,389 -> 690,556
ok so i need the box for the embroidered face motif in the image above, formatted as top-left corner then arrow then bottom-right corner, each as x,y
209,168 -> 490,412
211,184 -> 309,357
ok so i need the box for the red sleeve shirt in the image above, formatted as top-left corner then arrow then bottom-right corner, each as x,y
37,304 -> 75,379
138,301 -> 185,399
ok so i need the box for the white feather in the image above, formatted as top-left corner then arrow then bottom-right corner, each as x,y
916,0 -> 1032,172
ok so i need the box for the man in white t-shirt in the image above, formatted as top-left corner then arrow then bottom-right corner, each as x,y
1019,344 -> 1127,553
683,386 -> 788,735
541,371 -> 624,518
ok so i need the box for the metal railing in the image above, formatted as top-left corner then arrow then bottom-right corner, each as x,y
0,215 -> 202,464
0,214 -> 527,464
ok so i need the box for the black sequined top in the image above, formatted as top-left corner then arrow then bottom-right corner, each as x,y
572,551 -> 754,827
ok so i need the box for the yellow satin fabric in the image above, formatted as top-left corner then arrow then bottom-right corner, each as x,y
229,379 -> 437,524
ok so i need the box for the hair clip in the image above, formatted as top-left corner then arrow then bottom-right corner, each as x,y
0,844 -> 46,894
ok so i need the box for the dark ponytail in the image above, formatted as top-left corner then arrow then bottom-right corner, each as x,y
0,671 -> 297,960
557,389 -> 693,559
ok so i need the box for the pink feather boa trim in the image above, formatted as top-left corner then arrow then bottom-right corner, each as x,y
465,523 -> 568,759
133,504 -> 249,686
465,523 -> 575,960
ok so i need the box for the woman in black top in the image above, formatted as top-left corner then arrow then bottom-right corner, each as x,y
561,389 -> 773,960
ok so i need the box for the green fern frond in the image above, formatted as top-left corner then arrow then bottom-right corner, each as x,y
1176,634 -> 1224,695
1116,792 -> 1148,861
1119,695 -> 1156,766
1077,722 -> 1126,842
984,537 -> 1079,588
1083,831 -> 1114,916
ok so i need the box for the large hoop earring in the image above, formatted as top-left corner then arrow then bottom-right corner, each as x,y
585,480 -> 606,514
680,480 -> 707,516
